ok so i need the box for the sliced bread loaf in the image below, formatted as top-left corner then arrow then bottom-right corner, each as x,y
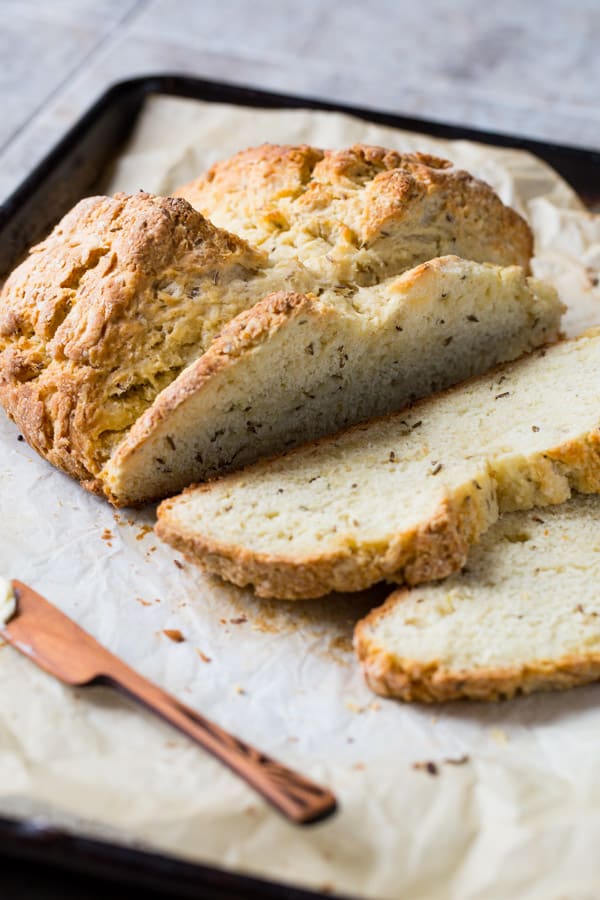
0,192 -> 310,495
104,256 -> 560,505
0,186 -> 560,505
354,494 -> 600,702
156,330 -> 600,600
176,144 -> 534,283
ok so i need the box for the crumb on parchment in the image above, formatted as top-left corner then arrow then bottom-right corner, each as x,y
163,628 -> 185,643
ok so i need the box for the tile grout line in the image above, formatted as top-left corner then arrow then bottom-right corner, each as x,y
0,0 -> 150,157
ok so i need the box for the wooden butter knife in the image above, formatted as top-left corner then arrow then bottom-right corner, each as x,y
1,580 -> 337,825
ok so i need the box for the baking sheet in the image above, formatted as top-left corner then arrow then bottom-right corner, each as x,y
1,95 -> 600,900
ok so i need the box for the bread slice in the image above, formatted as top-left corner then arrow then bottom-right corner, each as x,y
156,330 -> 600,600
104,256 -> 560,505
354,495 -> 600,702
176,144 -> 534,282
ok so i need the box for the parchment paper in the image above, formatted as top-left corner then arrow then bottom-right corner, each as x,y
2,95 -> 600,900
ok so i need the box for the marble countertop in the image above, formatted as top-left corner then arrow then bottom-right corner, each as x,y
1,0 -> 599,205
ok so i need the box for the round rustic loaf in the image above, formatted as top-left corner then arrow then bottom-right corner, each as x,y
0,146 -> 550,505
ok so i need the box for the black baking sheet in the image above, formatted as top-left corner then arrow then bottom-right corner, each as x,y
1,74 -> 599,900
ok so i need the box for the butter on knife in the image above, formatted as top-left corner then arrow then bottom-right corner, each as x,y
0,577 -> 16,625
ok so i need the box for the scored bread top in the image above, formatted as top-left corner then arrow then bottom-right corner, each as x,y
176,143 -> 534,283
156,330 -> 600,599
0,192 -> 308,492
355,494 -> 600,702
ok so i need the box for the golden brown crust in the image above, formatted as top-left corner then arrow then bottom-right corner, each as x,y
155,483 -> 491,600
177,143 -> 534,276
0,192 -> 265,491
354,594 -> 600,702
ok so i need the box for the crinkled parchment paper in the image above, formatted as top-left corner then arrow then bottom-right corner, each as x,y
1,95 -> 600,900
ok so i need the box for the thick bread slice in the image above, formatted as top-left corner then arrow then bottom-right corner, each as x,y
0,192 -> 308,494
104,256 -> 561,505
355,495 -> 600,702
156,330 -> 600,600
176,144 -> 533,282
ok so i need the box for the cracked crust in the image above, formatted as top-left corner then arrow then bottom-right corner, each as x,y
0,192 -> 268,491
177,143 -> 534,281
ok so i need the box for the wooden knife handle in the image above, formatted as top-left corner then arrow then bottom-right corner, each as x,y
103,666 -> 337,825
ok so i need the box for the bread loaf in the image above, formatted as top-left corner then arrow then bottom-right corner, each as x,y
156,330 -> 600,599
354,495 -> 600,702
0,147 -> 555,505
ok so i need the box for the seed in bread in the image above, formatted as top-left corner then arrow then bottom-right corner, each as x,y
156,330 -> 600,600
354,495 -> 600,702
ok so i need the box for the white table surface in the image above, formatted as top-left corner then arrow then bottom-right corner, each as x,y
1,0 -> 599,205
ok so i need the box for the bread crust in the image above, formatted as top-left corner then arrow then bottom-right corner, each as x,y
0,192 -> 265,491
156,486 -> 489,599
354,590 -> 600,702
156,431 -> 600,600
177,143 -> 534,276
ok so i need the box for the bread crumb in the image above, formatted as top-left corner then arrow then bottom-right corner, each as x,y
196,649 -> 212,663
345,700 -> 366,714
444,755 -> 470,766
234,684 -> 246,695
135,597 -> 152,607
489,728 -> 509,744
163,629 -> 184,643
412,760 -> 439,776
173,559 -> 184,570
